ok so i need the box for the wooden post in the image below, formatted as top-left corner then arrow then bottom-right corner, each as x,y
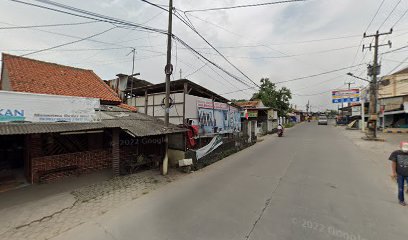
144,90 -> 148,115
112,128 -> 120,177
183,82 -> 188,123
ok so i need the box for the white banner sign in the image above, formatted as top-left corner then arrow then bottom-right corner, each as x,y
196,135 -> 223,160
0,91 -> 100,123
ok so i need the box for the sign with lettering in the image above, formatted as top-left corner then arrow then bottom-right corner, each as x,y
240,110 -> 258,118
0,91 -> 100,123
332,89 -> 360,103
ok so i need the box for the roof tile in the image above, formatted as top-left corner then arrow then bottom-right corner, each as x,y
2,53 -> 121,104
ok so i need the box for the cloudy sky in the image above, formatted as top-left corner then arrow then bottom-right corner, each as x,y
1,0 -> 408,111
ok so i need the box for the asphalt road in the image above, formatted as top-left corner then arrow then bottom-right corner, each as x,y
54,122 -> 408,240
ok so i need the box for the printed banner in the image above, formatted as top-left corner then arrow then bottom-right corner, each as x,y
196,135 -> 223,160
197,100 -> 241,135
332,89 -> 360,103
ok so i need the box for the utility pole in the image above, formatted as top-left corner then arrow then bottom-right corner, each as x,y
162,0 -> 173,176
345,81 -> 354,90
164,0 -> 173,127
180,68 -> 182,79
363,29 -> 392,139
127,48 -> 136,97
344,81 -> 355,107
306,100 -> 310,121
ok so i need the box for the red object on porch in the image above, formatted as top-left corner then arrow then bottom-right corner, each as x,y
186,125 -> 199,149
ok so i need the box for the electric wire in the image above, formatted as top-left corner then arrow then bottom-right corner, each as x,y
0,20 -> 98,30
184,0 -> 306,13
378,0 -> 402,30
20,27 -> 116,57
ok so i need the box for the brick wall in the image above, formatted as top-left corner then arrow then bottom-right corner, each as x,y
31,149 -> 112,183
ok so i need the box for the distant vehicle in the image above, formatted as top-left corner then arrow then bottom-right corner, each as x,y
318,115 -> 328,125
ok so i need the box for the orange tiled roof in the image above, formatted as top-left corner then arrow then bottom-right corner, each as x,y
1,53 -> 121,104
118,103 -> 138,112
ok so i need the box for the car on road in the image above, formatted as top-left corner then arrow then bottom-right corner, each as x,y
318,115 -> 328,125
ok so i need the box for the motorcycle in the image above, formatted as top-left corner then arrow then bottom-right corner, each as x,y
277,129 -> 283,137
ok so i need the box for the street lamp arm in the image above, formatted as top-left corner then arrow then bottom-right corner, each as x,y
346,72 -> 371,83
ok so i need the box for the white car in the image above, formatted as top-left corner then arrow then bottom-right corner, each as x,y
318,115 -> 328,125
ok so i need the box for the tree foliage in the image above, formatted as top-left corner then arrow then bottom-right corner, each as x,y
251,78 -> 292,116
231,99 -> 248,103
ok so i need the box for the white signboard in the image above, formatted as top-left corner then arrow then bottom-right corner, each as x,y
0,91 -> 100,123
351,106 -> 361,116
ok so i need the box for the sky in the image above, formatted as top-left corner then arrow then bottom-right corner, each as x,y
1,0 -> 408,111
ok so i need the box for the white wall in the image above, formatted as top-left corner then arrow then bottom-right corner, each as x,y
132,92 -> 184,125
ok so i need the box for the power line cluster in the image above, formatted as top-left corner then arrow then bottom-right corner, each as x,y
5,0 -> 408,102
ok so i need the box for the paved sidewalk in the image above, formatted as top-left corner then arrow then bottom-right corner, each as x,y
336,126 -> 408,196
0,170 -> 182,240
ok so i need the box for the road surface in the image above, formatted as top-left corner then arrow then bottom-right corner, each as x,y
54,122 -> 408,240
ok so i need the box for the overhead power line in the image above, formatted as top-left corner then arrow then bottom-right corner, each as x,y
221,64 -> 366,96
20,27 -> 116,57
138,0 -> 260,88
220,87 -> 257,96
386,54 -> 408,75
275,63 -> 367,84
10,0 -> 254,91
382,43 -> 408,54
0,20 -> 98,30
174,11 -> 260,88
365,0 -> 387,32
184,0 -> 306,13
192,44 -> 360,60
348,0 -> 386,75
184,63 -> 207,78
173,35 -> 254,88
378,0 -> 402,30
392,6 -> 408,28
10,0 -> 168,35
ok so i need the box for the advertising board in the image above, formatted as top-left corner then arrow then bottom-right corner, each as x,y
332,89 -> 360,103
0,91 -> 100,123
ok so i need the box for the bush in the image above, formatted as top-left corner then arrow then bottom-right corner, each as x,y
284,122 -> 295,128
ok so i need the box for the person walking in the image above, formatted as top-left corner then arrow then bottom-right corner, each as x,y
389,141 -> 408,206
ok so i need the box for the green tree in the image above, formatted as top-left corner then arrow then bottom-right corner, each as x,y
231,99 -> 248,103
251,78 -> 292,116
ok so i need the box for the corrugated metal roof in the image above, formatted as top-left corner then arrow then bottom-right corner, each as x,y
0,122 -> 103,135
0,111 -> 185,136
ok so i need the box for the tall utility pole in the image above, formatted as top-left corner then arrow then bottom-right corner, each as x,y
162,0 -> 173,176
344,81 -> 355,107
128,48 -> 136,97
345,81 -> 354,90
363,29 -> 392,139
164,0 -> 173,126
306,100 -> 310,120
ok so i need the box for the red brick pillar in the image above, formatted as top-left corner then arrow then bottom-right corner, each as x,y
29,134 -> 42,183
29,134 -> 42,158
112,128 -> 120,176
